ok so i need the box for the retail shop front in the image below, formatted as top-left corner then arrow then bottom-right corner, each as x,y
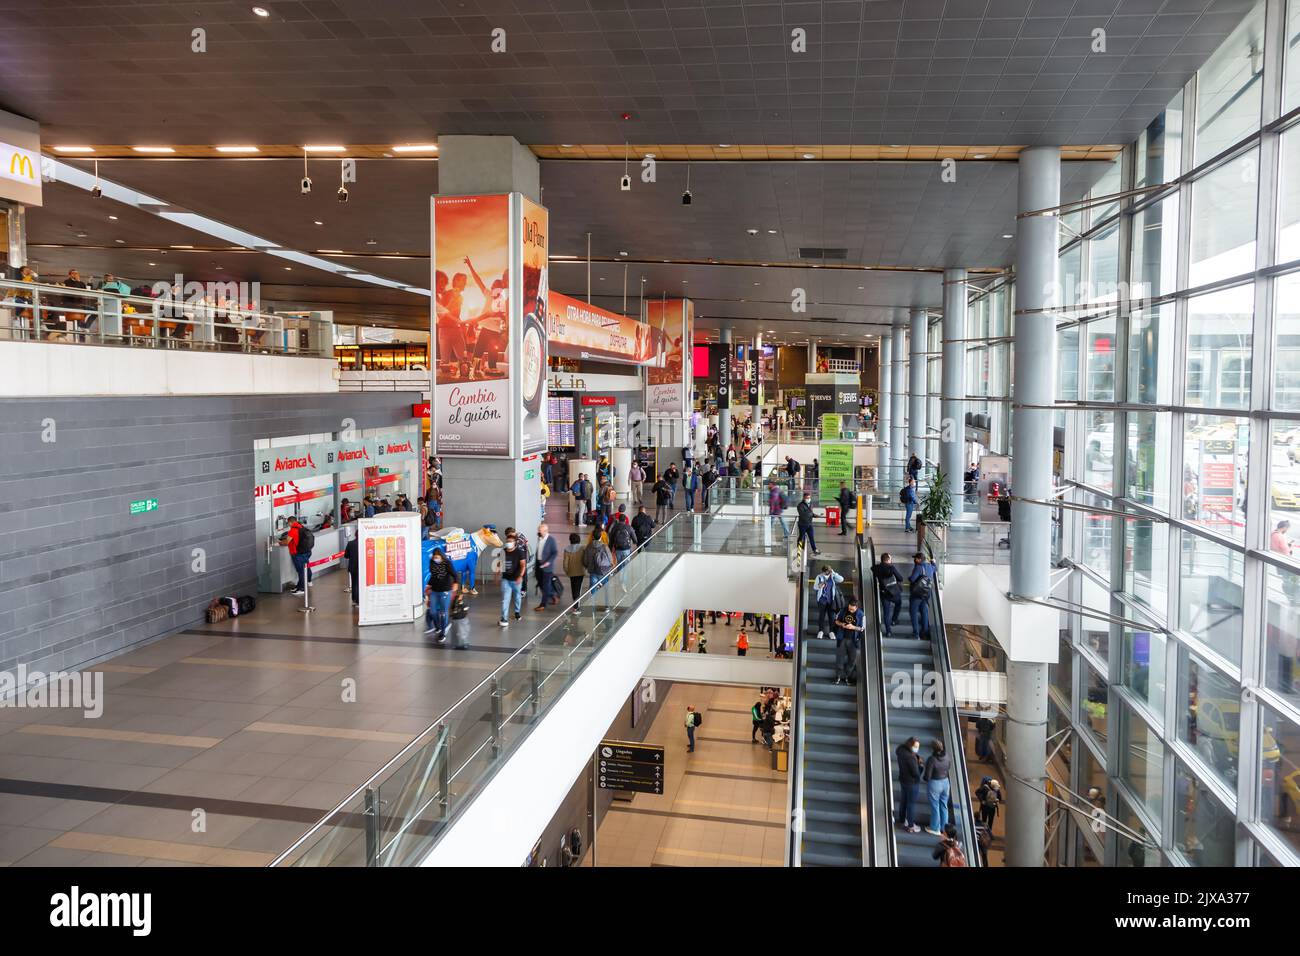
253,424 -> 423,593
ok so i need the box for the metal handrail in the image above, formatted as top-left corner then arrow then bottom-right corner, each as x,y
0,276 -> 331,357
785,560 -> 808,867
852,533 -> 879,866
864,537 -> 899,866
924,539 -> 985,865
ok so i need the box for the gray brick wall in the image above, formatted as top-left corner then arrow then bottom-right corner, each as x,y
0,393 -> 421,673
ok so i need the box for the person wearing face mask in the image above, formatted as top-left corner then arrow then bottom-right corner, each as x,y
922,739 -> 951,836
499,533 -> 526,626
895,736 -> 924,834
424,548 -> 460,642
796,490 -> 820,555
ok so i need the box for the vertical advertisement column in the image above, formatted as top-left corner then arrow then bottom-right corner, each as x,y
518,195 -> 549,458
644,298 -> 693,450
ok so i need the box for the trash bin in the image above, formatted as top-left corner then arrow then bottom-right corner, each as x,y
826,505 -> 840,528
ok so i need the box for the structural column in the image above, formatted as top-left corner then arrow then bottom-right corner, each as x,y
878,332 -> 892,481
1006,145 -> 1060,868
890,316 -> 908,485
807,337 -> 818,374
908,307 -> 928,469
941,268 -> 968,508
718,326 -> 732,446
752,332 -> 763,435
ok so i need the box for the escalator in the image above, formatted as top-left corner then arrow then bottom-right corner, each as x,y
789,553 -> 871,866
865,538 -> 982,867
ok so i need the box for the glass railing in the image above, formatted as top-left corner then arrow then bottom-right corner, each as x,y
270,510 -> 790,867
0,277 -> 333,357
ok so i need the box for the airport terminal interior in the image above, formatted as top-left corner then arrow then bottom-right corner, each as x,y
0,0 -> 1297,872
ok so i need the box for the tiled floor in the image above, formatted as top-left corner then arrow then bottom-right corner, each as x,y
591,683 -> 789,867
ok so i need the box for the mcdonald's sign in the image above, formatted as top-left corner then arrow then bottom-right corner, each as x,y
0,140 -> 42,204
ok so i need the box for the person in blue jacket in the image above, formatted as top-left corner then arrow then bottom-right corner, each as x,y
900,476 -> 918,531
909,552 -> 937,639
684,465 -> 700,511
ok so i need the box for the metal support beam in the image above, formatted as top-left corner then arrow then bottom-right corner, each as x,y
941,268 -> 967,506
891,317 -> 908,485
908,307 -> 927,466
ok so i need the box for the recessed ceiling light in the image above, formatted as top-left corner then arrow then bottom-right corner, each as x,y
170,244 -> 193,249
619,251 -> 628,256
392,143 -> 438,153
132,146 -> 175,153
753,282 -> 759,286
253,6 -> 270,16
681,280 -> 688,284
303,145 -> 345,153
148,262 -> 156,266
318,249 -> 345,254
114,238 -> 124,243
215,265 -> 224,270
313,220 -> 323,226
75,232 -> 88,238
890,144 -> 903,148
365,238 -> 378,245
973,153 -> 987,159
802,153 -> 815,159
1002,233 -> 1014,239
284,266 -> 292,270
561,144 -> 573,148
767,229 -> 777,234
108,215 -> 118,220
858,286 -> 865,290
216,145 -> 259,153
718,143 -> 731,148
53,146 -> 94,153
746,228 -> 758,236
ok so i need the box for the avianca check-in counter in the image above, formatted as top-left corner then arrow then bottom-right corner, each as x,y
253,425 -> 422,593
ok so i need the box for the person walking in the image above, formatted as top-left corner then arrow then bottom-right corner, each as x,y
760,707 -> 776,750
767,482 -> 790,540
922,739 -> 951,836
933,824 -> 967,867
571,472 -> 590,526
836,480 -> 854,536
498,531 -> 526,626
974,715 -> 995,761
584,532 -> 614,609
343,529 -> 359,608
976,776 -> 1002,832
895,736 -> 924,833
909,552 -> 937,639
629,459 -> 645,505
907,453 -> 922,483
447,591 -> 472,650
871,552 -> 906,637
608,511 -> 635,588
813,564 -> 844,639
685,705 -> 700,753
663,462 -> 680,510
532,523 -> 559,612
796,490 -> 820,555
751,696 -> 765,743
784,455 -> 799,492
900,476 -> 918,531
653,475 -> 673,525
631,505 -> 655,545
832,598 -> 864,685
683,465 -> 699,512
424,547 -> 460,641
561,531 -> 587,609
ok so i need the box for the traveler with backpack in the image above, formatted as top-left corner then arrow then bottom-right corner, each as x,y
584,533 -> 614,609
608,514 -> 635,588
934,824 -> 967,867
532,523 -> 559,613
922,739 -> 951,836
663,463 -> 680,509
685,705 -> 701,753
813,564 -> 844,639
751,696 -> 765,743
796,491 -> 820,555
909,552 -> 937,639
784,455 -> 799,492
631,505 -> 655,545
907,453 -> 922,483
499,531 -> 527,626
447,592 -> 471,649
976,777 -> 1002,831
900,476 -> 918,531
424,548 -> 460,641
871,552 -> 906,637
896,736 -> 924,833
832,599 -> 864,685
653,476 -> 673,525
280,517 -> 315,595
974,715 -> 996,761
562,533 -> 587,611
701,465 -> 718,509
836,481 -> 854,536
767,482 -> 791,539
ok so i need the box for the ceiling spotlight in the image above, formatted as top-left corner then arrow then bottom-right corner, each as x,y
1002,233 -> 1014,239
746,228 -> 758,236
132,146 -> 175,153
303,145 -> 345,153
53,146 -> 94,153
718,143 -> 731,148
802,153 -> 815,159
366,238 -> 378,245
314,220 -> 323,226
108,215 -> 118,220
75,232 -> 88,239
114,238 -> 124,243
619,251 -> 628,256
767,229 -> 777,234
973,153 -> 987,159
253,6 -> 270,16
284,266 -> 292,270
216,145 -> 259,153
391,143 -> 438,153
148,262 -> 156,266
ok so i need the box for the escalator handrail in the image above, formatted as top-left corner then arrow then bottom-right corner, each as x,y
786,563 -> 808,866
852,535 -> 879,867
864,536 -> 899,867
924,541 -> 985,866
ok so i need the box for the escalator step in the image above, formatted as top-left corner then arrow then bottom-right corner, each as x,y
801,847 -> 862,867
805,747 -> 857,766
804,786 -> 859,805
802,820 -> 862,847
806,767 -> 858,786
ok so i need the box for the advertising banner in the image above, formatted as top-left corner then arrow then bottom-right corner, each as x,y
519,195 -> 549,457
819,442 -> 854,505
712,343 -> 730,410
747,352 -> 759,406
376,428 -> 420,465
432,193 -> 512,456
821,414 -> 841,440
357,513 -> 423,626
645,298 -> 691,415
547,291 -> 659,365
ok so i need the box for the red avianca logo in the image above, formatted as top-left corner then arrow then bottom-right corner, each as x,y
274,454 -> 316,471
384,441 -> 413,454
337,448 -> 370,462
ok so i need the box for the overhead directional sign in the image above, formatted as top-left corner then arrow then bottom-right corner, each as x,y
597,740 -> 665,795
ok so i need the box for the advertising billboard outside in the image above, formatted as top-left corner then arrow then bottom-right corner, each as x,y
547,291 -> 660,365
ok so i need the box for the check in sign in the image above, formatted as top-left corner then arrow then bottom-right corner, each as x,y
129,498 -> 158,515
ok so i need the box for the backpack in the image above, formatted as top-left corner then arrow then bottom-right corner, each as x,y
912,571 -> 933,603
817,576 -> 837,606
693,711 -> 703,728
237,594 -> 256,615
296,526 -> 315,555
899,488 -> 908,504
591,544 -> 613,576
940,840 -> 967,868
981,788 -> 999,811
610,521 -> 633,551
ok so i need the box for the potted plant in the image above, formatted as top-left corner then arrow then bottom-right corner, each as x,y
916,467 -> 954,554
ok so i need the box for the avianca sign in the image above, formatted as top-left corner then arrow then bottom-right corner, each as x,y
274,453 -> 316,472
336,447 -> 370,463
383,440 -> 414,455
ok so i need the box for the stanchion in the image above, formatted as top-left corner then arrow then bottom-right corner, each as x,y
298,568 -> 315,614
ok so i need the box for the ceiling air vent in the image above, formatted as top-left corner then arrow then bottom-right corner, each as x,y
798,247 -> 847,260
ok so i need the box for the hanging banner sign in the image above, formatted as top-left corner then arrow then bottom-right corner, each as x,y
645,299 -> 692,415
519,195 -> 549,457
547,291 -> 660,365
819,442 -> 854,506
713,343 -> 730,410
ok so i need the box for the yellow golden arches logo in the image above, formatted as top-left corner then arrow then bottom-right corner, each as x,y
8,152 -> 34,181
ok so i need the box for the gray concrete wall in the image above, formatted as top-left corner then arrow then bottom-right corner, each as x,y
0,393 -> 419,673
